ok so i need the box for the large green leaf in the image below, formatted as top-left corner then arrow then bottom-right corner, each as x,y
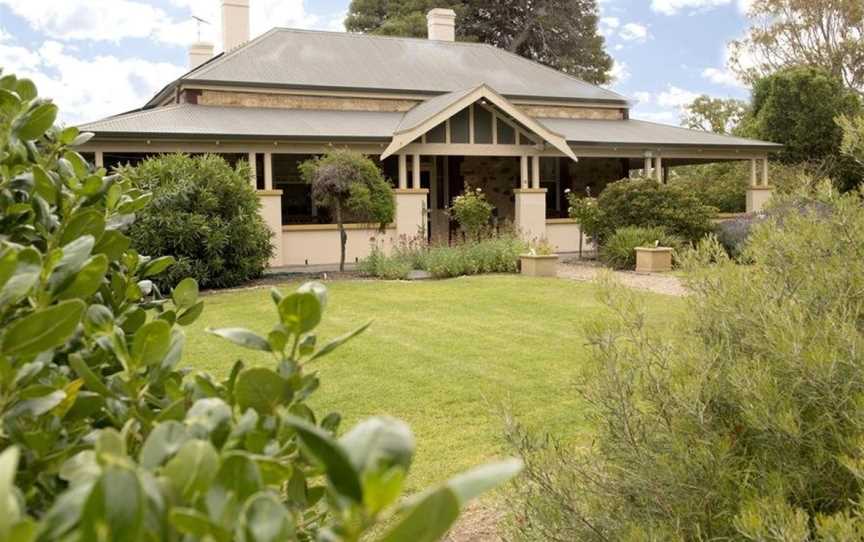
0,447 -> 21,537
309,321 -> 371,362
139,421 -> 189,469
140,256 -> 175,278
170,508 -> 223,539
93,230 -> 130,261
56,254 -> 108,301
131,320 -> 171,367
278,292 -> 321,335
283,415 -> 362,502
234,368 -> 290,414
0,247 -> 41,307
60,209 -> 105,246
15,102 -> 57,140
1,299 -> 85,358
236,492 -> 294,542
163,440 -> 220,501
207,328 -> 271,352
69,354 -> 113,397
81,467 -> 144,541
446,458 -> 523,505
172,278 -> 199,309
339,416 -> 415,473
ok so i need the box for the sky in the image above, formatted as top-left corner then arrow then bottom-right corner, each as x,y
0,0 -> 755,126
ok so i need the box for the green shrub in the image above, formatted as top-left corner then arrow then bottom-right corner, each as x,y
450,186 -> 494,239
119,153 -> 272,290
599,226 -> 682,270
357,244 -> 412,279
586,177 -> 716,243
507,186 -> 864,540
0,71 -> 520,542
670,162 -> 748,213
424,235 -> 526,279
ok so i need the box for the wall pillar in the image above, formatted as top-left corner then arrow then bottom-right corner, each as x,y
655,156 -> 663,183
248,152 -> 257,187
412,154 -> 421,189
257,189 -> 284,267
746,157 -> 773,213
95,151 -> 104,169
531,156 -> 540,189
514,188 -> 547,242
394,188 -> 428,240
398,154 -> 408,189
520,155 -> 529,189
643,155 -> 652,178
264,152 -> 273,190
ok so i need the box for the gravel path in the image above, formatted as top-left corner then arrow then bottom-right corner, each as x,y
557,260 -> 688,297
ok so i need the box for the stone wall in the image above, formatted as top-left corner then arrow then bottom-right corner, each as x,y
198,90 -> 420,112
566,157 -> 626,198
518,105 -> 625,120
459,156 -> 520,221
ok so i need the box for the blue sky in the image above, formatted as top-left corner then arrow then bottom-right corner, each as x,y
0,0 -> 754,125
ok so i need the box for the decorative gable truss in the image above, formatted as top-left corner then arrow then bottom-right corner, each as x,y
381,84 -> 579,162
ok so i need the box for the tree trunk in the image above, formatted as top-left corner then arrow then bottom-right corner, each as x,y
336,201 -> 346,272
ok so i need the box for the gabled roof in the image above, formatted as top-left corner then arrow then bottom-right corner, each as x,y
381,84 -> 579,161
541,118 -> 783,150
168,28 -> 629,105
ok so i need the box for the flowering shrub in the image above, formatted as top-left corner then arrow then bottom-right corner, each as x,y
450,186 -> 494,239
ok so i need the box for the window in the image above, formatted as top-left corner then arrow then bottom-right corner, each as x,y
450,107 -> 470,143
496,119 -> 516,144
272,154 -> 317,224
473,106 -> 492,144
426,122 -> 446,143
519,131 -> 535,146
540,157 -> 561,213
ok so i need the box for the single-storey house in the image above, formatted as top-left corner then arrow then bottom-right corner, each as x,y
78,0 -> 781,268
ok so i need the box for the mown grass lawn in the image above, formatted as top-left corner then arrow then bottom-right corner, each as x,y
183,275 -> 683,490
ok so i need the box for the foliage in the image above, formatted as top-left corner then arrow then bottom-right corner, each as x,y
741,66 -> 863,190
345,0 -> 613,85
357,244 -> 413,280
299,149 -> 395,271
669,162 -> 749,213
0,72 -> 520,542
682,94 -> 749,134
839,113 -> 864,166
714,214 -> 757,260
729,0 -> 864,93
449,186 -> 494,239
507,185 -> 864,540
118,153 -> 272,290
566,193 -> 603,243
582,177 -> 716,243
529,238 -> 556,256
599,226 -> 682,270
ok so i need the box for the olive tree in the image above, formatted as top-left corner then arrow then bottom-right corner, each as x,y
300,149 -> 395,271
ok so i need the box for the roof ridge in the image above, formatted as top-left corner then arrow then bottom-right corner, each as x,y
188,27 -> 282,79
268,27 -> 493,49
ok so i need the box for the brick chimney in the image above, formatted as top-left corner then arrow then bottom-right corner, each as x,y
222,0 -> 250,51
427,8 -> 456,41
188,42 -> 214,69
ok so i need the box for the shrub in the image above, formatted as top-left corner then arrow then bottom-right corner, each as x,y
0,72 -> 520,541
119,153 -> 272,290
600,226 -> 682,270
670,162 -> 748,213
424,235 -> 525,278
507,185 -> 864,540
450,186 -> 494,239
299,149 -> 395,271
357,244 -> 412,279
714,214 -> 757,260
587,177 -> 716,243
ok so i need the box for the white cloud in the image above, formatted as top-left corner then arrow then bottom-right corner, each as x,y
610,60 -> 630,84
632,91 -> 653,105
632,110 -> 680,125
656,85 -> 700,108
619,22 -> 650,42
650,0 -> 732,15
0,36 -> 185,124
599,16 -> 620,37
702,66 -> 745,88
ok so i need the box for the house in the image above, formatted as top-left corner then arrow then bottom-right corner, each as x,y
78,0 -> 781,268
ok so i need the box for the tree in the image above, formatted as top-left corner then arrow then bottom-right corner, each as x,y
682,95 -> 748,134
741,66 -> 863,189
345,0 -> 614,85
299,149 -> 395,271
119,154 -> 273,289
730,0 -> 864,94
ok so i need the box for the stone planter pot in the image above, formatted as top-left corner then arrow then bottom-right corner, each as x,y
520,254 -> 559,277
635,247 -> 673,274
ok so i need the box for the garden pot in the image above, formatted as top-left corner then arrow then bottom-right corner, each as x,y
520,254 -> 559,277
635,247 -> 673,273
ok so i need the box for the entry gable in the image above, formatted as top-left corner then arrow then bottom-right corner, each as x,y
381,83 -> 578,161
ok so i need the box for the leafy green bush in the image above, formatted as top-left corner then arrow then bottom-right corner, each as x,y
599,226 -> 682,270
582,177 -> 716,243
670,162 -> 748,213
357,244 -> 412,279
0,72 -> 520,542
714,215 -> 756,260
119,153 -> 272,290
507,186 -> 864,540
450,186 -> 494,239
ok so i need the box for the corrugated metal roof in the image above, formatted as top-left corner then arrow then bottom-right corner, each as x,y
183,28 -> 629,103
542,118 -> 782,149
79,104 -> 401,139
395,87 -> 475,133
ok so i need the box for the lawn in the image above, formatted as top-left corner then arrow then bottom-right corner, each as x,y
183,275 -> 683,490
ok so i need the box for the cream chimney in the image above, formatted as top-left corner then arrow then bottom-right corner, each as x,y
222,0 -> 250,51
188,42 -> 214,69
427,8 -> 456,41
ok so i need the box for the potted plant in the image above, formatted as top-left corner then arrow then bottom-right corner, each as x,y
634,240 -> 673,273
520,238 -> 559,277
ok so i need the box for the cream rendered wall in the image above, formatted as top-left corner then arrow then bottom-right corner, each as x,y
280,225 -> 395,267
546,219 -> 593,253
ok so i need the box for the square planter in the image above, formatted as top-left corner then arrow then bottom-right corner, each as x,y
635,247 -> 673,274
520,254 -> 559,277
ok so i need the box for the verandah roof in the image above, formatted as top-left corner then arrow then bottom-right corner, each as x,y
79,103 -> 781,154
